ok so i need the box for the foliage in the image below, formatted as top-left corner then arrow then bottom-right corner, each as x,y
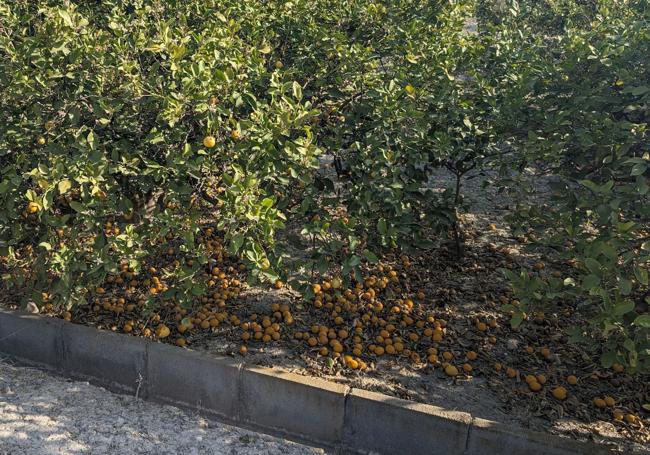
0,0 -> 648,372
0,0 -> 320,306
483,0 -> 650,372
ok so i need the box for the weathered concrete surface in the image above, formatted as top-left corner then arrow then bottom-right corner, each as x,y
466,418 -> 614,455
61,322 -> 146,394
146,342 -> 241,419
342,388 -> 472,455
0,311 -> 62,370
240,365 -> 348,446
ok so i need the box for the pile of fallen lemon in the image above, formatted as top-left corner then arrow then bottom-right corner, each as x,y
38,228 -> 642,430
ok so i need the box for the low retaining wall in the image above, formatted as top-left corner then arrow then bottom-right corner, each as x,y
0,309 -> 612,454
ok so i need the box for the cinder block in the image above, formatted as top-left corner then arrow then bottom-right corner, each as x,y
240,365 -> 348,446
146,342 -> 241,419
0,309 -> 63,369
61,322 -> 147,394
466,418 -> 614,455
342,388 -> 471,455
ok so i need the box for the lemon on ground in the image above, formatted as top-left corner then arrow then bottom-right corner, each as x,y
552,387 -> 567,400
155,324 -> 170,338
444,365 -> 459,377
625,414 -> 638,425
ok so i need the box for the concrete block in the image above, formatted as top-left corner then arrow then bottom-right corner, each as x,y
342,388 -> 471,455
240,365 -> 347,446
466,418 -> 614,455
61,322 -> 147,394
0,309 -> 63,369
146,342 -> 241,419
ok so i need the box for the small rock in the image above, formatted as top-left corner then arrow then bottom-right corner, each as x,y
506,339 -> 520,350
26,301 -> 40,314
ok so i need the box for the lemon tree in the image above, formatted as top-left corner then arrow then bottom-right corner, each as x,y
482,0 -> 650,373
0,0 -> 648,373
0,1 -> 320,306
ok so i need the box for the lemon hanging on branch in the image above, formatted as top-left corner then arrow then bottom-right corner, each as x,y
203,135 -> 216,148
26,201 -> 40,214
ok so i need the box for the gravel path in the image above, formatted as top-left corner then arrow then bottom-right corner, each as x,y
0,358 -> 325,455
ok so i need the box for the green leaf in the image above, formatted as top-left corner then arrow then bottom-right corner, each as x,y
582,274 -> 600,290
619,278 -> 632,295
634,266 -> 649,286
623,85 -> 650,96
58,179 -> 72,194
191,283 -> 205,296
292,81 -> 302,100
631,163 -> 647,176
613,300 -> 634,316
87,131 -> 96,150
510,313 -> 524,328
57,9 -> 74,28
39,242 -> 52,251
600,351 -> 617,368
633,315 -> 650,328
69,201 -> 85,212
377,219 -> 387,236
584,258 -> 601,274
229,234 -> 244,253
362,249 -> 379,263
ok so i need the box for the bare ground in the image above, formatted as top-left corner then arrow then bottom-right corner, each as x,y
0,358 -> 324,455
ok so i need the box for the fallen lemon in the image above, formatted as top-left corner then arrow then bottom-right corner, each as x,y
155,324 -> 170,338
444,365 -> 459,377
552,387 -> 567,400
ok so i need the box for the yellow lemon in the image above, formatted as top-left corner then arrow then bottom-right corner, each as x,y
203,136 -> 216,148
